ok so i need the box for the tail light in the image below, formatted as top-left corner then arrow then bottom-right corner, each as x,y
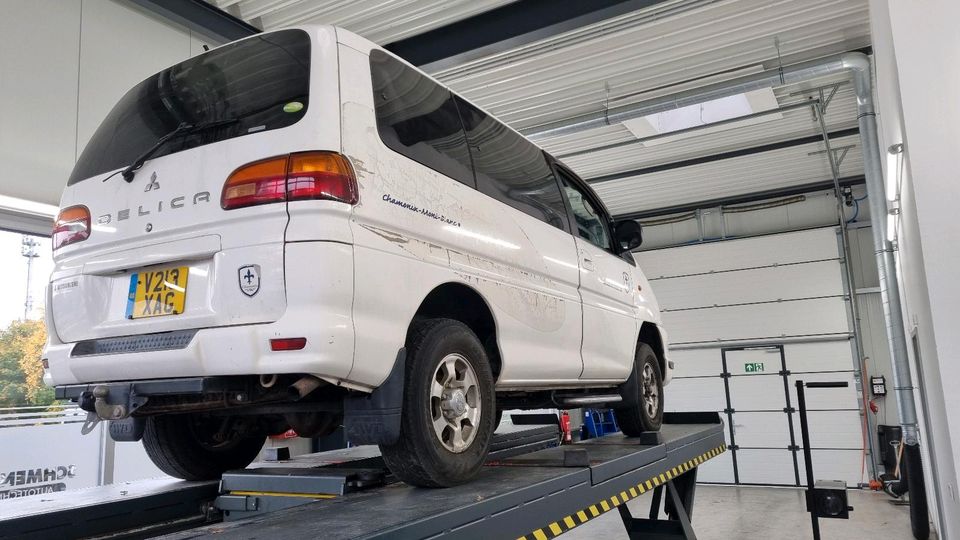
221,151 -> 358,210
52,205 -> 91,250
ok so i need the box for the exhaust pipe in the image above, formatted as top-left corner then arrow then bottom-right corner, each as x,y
259,374 -> 278,388
289,376 -> 323,400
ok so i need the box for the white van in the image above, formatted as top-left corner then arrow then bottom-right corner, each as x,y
43,26 -> 672,487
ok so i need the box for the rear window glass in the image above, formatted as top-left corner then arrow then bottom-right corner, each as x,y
68,29 -> 311,185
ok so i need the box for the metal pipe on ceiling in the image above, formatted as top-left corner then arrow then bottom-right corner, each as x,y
637,195 -> 806,228
638,211 -> 697,227
616,175 -> 865,221
523,52 -> 865,141
842,53 -> 922,448
720,195 -> 806,213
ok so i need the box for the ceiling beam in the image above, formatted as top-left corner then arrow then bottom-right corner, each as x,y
385,0 -> 670,70
0,209 -> 54,237
130,0 -> 260,43
587,127 -> 860,184
613,175 -> 866,220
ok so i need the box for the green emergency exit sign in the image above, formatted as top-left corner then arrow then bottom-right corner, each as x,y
744,362 -> 765,373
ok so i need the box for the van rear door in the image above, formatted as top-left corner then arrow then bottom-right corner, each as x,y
49,28 -> 342,343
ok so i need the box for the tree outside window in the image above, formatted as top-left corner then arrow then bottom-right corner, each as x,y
0,231 -> 54,407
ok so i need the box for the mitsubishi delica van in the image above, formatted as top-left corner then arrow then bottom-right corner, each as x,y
44,26 -> 672,487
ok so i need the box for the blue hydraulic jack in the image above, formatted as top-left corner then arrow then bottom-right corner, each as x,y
581,408 -> 620,439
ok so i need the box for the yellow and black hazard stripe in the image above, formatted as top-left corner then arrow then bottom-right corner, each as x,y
516,443 -> 727,540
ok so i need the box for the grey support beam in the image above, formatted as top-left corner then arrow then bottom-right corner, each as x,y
385,0 -> 671,70
129,0 -> 260,43
587,128 -> 861,185
0,208 -> 54,237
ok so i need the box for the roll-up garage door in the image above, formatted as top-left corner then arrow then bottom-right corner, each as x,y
636,227 -> 865,486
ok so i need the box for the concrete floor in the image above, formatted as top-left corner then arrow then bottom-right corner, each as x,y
563,485 -> 928,539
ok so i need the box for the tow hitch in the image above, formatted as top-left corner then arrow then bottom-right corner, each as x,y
90,385 -> 149,419
77,384 -> 150,438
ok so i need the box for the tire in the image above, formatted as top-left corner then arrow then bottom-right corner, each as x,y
142,413 -> 266,480
616,343 -> 664,436
380,318 -> 496,487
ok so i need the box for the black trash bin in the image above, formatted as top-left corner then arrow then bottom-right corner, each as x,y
877,424 -> 902,473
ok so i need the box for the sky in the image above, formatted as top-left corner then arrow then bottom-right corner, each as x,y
0,230 -> 53,328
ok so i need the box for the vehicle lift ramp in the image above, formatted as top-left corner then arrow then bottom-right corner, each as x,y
1,412 -> 725,540
171,412 -> 724,540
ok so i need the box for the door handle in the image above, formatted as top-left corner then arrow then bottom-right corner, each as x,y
582,257 -> 595,271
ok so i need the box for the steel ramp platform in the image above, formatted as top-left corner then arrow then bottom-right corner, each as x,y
160,412 -> 726,540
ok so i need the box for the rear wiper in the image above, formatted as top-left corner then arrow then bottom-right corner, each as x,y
107,118 -> 240,183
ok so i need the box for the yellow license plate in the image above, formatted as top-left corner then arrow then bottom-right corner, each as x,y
126,266 -> 188,319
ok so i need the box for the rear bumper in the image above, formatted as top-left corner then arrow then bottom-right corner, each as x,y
44,241 -> 363,389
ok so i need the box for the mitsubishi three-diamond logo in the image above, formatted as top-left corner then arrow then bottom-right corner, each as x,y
144,172 -> 160,192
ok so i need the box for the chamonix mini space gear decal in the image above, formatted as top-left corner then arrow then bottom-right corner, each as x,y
238,264 -> 261,297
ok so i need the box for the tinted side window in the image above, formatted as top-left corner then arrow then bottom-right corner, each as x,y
456,97 -> 568,231
557,170 -> 613,252
370,50 -> 474,187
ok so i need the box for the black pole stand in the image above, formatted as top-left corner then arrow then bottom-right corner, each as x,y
618,466 -> 699,540
796,380 -> 853,540
796,380 -> 822,540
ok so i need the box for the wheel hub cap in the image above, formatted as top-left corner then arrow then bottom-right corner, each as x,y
442,389 -> 468,418
430,353 -> 481,453
642,363 -> 659,417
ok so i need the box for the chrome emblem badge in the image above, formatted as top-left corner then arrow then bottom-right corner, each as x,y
144,172 -> 160,192
239,265 -> 261,297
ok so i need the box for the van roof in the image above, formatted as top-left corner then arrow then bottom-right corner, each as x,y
200,24 -> 552,156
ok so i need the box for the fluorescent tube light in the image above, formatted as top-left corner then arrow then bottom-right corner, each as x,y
886,143 -> 903,202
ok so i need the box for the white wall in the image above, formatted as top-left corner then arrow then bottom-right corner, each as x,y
869,1 -> 960,537
642,228 -> 866,487
635,188 -> 911,474
0,0 -> 220,207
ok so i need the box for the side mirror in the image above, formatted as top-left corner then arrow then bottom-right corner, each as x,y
614,220 -> 643,251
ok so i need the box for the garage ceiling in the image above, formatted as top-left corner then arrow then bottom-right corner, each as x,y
206,0 -> 870,217
429,0 -> 869,216
208,0 -> 517,43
